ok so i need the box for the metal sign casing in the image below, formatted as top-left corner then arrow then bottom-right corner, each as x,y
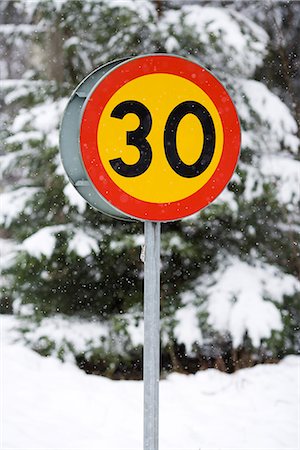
61,54 -> 240,221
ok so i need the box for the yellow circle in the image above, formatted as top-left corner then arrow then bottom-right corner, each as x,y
97,73 -> 223,203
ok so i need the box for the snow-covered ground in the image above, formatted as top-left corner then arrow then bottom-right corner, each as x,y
1,316 -> 299,450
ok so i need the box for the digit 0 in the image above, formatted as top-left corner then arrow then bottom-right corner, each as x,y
109,100 -> 215,178
164,101 -> 215,178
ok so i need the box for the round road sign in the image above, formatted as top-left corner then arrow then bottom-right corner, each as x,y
61,54 -> 240,222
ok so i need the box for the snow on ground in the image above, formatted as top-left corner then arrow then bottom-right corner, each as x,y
1,315 -> 299,450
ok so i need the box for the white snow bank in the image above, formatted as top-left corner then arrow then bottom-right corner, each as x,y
203,258 -> 299,347
1,315 -> 299,449
0,187 -> 39,227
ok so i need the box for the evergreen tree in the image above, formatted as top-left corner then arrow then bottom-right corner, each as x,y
1,0 -> 299,377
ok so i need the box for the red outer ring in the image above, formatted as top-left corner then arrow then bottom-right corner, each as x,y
80,55 -> 240,221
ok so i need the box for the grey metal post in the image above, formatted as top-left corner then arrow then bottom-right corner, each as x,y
144,221 -> 161,450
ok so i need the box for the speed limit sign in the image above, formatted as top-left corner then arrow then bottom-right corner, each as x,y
61,54 -> 240,221
60,53 -> 241,450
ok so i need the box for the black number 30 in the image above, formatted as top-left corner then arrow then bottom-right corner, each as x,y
109,100 -> 215,178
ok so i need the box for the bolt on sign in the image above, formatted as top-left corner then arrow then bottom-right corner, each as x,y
60,54 -> 240,221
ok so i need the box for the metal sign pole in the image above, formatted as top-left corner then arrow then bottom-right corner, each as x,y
144,221 -> 161,450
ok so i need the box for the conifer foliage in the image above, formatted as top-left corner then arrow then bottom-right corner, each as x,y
1,0 -> 299,377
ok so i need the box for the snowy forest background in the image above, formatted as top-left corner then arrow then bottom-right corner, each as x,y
0,0 -> 299,381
